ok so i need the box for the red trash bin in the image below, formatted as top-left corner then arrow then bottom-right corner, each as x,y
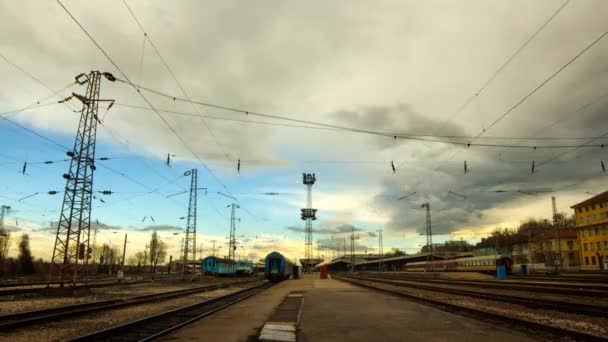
320,265 -> 328,279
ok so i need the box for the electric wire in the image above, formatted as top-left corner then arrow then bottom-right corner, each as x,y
55,0 -> 234,197
479,30 -> 608,137
114,84 -> 607,149
121,0 -> 234,164
435,0 -> 571,134
115,103 -> 604,141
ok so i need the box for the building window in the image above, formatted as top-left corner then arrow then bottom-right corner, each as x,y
585,256 -> 589,265
568,252 -> 575,266
603,227 -> 607,235
591,243 -> 595,251
587,216 -> 592,223
596,227 -> 600,235
604,241 -> 608,249
592,256 -> 596,265
585,206 -> 589,212
584,243 -> 588,251
594,214 -> 598,221
597,242 -> 602,251
580,217 -> 584,224
567,241 -> 574,249
578,208 -> 582,213
602,203 -> 605,209
589,229 -> 594,237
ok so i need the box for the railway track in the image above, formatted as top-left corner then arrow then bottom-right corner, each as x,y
343,274 -> 608,317
0,278 -> 263,330
68,281 -> 274,342
335,275 -> 608,341
0,274 -> 186,296
357,272 -> 608,296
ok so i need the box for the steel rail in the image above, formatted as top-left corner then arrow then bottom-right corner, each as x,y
357,272 -> 608,296
334,275 -> 607,342
0,278 -> 263,330
68,281 -> 274,342
343,275 -> 608,317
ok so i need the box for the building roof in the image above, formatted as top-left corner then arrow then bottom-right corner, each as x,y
533,229 -> 577,241
571,191 -> 608,209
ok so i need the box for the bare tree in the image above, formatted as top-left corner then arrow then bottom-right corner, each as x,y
0,227 -> 11,267
18,234 -> 34,275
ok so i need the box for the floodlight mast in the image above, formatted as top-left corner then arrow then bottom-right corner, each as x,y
301,173 -> 317,262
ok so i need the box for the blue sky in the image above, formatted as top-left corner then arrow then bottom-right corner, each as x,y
1,0 -> 607,263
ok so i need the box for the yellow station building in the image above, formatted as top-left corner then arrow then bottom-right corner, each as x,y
571,192 -> 608,270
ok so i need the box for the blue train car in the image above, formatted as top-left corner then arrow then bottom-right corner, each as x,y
265,251 -> 295,282
202,256 -> 236,276
235,261 -> 254,276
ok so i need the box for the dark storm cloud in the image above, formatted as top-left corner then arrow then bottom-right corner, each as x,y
35,220 -> 122,233
376,95 -> 608,235
139,224 -> 182,232
286,223 -> 370,235
333,104 -> 468,149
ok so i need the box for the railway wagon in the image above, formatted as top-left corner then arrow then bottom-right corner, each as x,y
404,255 -> 512,273
235,261 -> 254,276
202,256 -> 236,276
265,251 -> 295,282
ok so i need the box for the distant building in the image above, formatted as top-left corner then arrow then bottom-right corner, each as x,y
534,229 -> 579,269
510,229 -> 579,271
571,192 -> 608,270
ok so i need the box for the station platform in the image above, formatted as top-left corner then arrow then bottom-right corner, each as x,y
161,274 -> 534,342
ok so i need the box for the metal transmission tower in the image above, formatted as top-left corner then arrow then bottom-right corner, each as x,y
228,203 -> 240,261
217,191 -> 239,264
421,203 -> 432,262
49,71 -> 115,286
301,173 -> 317,259
182,169 -> 207,278
182,169 -> 197,278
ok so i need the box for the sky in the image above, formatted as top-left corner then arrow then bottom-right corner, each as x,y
0,0 -> 607,263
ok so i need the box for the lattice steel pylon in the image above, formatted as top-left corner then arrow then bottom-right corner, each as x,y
49,71 -> 115,287
228,203 -> 239,261
301,173 -> 317,259
182,169 -> 197,278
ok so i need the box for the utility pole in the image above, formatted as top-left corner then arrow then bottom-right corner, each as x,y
552,196 -> 563,272
121,233 -> 127,271
301,173 -> 317,271
49,71 -> 115,287
211,240 -> 217,256
377,228 -> 384,271
421,203 -> 432,263
350,226 -> 358,273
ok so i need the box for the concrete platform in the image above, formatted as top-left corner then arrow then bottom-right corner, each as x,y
161,274 -> 535,342
298,277 -> 533,342
160,279 -> 314,342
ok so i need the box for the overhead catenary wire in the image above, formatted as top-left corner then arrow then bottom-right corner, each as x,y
478,30 -> 608,138
115,103 -> 605,141
392,0 -> 573,176
121,0 -> 235,165
436,0 -> 572,134
113,87 -> 607,149
55,0 -> 235,198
